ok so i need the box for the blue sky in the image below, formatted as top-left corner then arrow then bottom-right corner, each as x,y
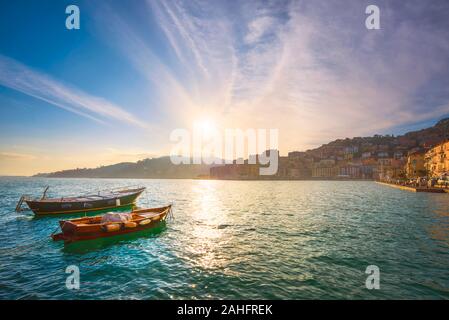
1,0 -> 449,175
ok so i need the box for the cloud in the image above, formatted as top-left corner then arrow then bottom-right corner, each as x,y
265,0 -> 449,140
3,0 -> 449,175
245,16 -> 277,44
91,0 -> 449,151
89,0 -> 238,126
151,0 -> 238,115
0,54 -> 147,128
0,151 -> 36,160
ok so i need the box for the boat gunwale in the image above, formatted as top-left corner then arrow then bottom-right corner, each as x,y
25,187 -> 146,215
25,187 -> 146,203
30,203 -> 135,216
53,205 -> 172,243
64,205 -> 171,227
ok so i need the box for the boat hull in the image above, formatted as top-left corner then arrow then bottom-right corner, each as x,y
52,205 -> 171,244
25,188 -> 145,215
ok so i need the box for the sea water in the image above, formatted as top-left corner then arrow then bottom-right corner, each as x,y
0,177 -> 448,299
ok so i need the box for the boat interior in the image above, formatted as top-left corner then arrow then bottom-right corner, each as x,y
67,206 -> 170,226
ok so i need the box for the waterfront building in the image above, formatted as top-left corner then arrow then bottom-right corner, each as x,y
377,157 -> 405,180
312,159 -> 339,178
425,141 -> 449,177
405,150 -> 426,178
360,165 -> 375,178
210,163 -> 259,179
275,156 -> 290,177
339,164 -> 361,178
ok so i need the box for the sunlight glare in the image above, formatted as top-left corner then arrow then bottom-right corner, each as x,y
195,119 -> 217,139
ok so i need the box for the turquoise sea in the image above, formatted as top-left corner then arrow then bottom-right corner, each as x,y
0,177 -> 448,299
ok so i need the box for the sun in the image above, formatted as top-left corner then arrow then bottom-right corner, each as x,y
195,119 -> 217,138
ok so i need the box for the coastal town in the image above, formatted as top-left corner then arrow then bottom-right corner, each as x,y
35,118 -> 449,184
210,118 -> 449,183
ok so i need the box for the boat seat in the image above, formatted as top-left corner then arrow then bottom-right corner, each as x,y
76,223 -> 92,227
137,212 -> 160,219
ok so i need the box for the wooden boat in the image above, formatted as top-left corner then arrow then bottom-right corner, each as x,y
52,205 -> 172,244
19,186 -> 145,216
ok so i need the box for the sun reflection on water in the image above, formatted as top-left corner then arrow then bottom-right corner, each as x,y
187,180 -> 232,271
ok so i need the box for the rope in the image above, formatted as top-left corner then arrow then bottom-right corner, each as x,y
51,224 -> 61,236
51,219 -> 72,237
167,205 -> 174,221
15,195 -> 26,212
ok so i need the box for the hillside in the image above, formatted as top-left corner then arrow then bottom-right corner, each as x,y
34,156 -> 211,179
304,118 -> 449,159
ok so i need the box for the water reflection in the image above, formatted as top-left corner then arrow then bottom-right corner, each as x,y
62,223 -> 167,254
426,195 -> 449,247
187,180 -> 231,271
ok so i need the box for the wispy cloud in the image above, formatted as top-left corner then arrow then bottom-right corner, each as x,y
0,151 -> 36,160
83,0 -> 449,151
141,0 -> 449,150
89,0 -> 238,125
245,16 -> 277,44
2,0 -> 449,175
0,54 -> 147,128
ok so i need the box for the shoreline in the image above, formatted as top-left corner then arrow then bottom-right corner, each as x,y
375,181 -> 447,193
5,176 -> 375,182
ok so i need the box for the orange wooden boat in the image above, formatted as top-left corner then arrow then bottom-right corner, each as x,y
51,205 -> 172,244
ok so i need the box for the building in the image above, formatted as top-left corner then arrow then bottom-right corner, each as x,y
312,159 -> 338,178
275,156 -> 290,177
405,151 -> 426,179
361,152 -> 371,159
376,157 -> 405,180
210,163 -> 259,179
393,151 -> 404,160
425,141 -> 449,178
339,164 -> 361,178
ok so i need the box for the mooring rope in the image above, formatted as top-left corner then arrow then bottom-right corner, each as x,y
167,205 -> 174,221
